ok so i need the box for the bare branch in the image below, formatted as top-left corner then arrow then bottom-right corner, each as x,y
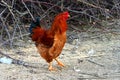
22,0 -> 35,21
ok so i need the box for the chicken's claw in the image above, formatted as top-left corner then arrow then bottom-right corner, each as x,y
48,67 -> 56,71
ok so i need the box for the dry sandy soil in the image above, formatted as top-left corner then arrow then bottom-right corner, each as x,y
0,20 -> 120,80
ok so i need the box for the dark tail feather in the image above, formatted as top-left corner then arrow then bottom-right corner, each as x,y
29,17 -> 41,33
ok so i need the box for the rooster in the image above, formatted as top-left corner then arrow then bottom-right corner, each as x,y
29,11 -> 70,71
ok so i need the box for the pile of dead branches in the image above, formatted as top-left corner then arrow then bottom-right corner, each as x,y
0,0 -> 120,48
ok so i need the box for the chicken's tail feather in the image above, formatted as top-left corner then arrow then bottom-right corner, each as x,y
29,17 -> 41,34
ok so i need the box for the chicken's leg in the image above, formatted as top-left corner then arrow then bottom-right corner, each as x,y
55,58 -> 65,67
48,62 -> 56,71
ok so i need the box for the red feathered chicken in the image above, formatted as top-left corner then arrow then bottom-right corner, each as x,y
29,11 -> 70,71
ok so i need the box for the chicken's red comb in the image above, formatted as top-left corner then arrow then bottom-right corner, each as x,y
63,11 -> 69,15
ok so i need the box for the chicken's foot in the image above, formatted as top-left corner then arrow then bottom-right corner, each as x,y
48,62 -> 56,71
55,58 -> 65,67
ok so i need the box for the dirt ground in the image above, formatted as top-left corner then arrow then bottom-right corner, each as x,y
0,20 -> 120,80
